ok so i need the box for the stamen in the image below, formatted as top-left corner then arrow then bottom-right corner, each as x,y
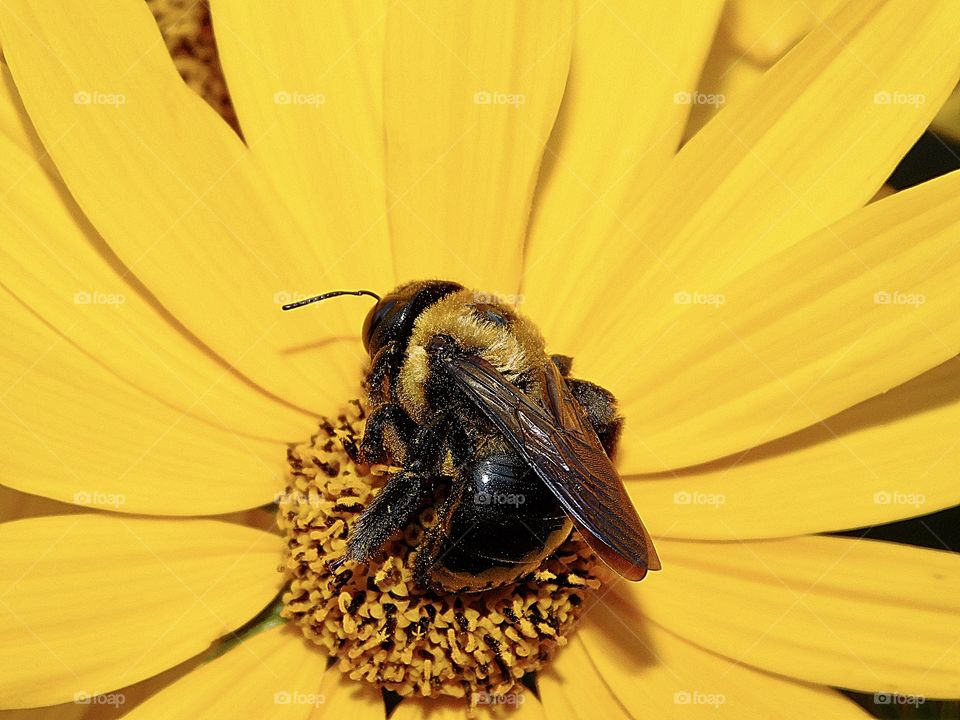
278,404 -> 600,706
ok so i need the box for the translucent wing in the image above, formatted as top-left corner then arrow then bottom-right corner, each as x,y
439,350 -> 660,580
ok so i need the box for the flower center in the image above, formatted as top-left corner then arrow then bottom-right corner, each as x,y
278,403 -> 600,705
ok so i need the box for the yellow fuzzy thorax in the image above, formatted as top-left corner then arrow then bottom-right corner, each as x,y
397,290 -> 546,421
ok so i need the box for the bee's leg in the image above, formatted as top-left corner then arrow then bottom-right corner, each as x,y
339,468 -> 434,566
550,354 -> 574,377
359,403 -> 416,465
364,341 -> 404,404
361,401 -> 454,464
340,414 -> 458,568
411,490 -> 459,591
566,378 -> 623,455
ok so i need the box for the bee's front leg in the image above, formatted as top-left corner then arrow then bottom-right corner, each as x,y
359,403 -> 416,465
340,413 -> 458,568
364,340 -> 405,405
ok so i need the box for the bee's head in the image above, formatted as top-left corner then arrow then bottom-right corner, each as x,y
362,281 -> 464,356
280,281 -> 464,357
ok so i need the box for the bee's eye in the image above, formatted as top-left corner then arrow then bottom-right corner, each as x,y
362,298 -> 399,354
474,304 -> 510,327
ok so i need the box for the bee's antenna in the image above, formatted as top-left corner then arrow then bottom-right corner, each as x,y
281,289 -> 381,311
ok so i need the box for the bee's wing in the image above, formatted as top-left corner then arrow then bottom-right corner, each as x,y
440,352 -> 660,580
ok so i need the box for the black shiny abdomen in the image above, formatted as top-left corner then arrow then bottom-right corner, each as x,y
417,452 -> 573,592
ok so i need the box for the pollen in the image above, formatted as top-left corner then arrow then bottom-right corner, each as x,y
278,404 -> 600,706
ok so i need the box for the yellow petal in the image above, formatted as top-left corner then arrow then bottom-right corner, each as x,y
684,0 -> 854,138
211,1 -> 395,292
628,356 -> 960,539
871,183 -> 898,203
631,536 -> 960,697
932,82 -> 960,143
383,1 -> 573,289
0,66 -> 312,443
522,0 -> 723,338
540,602 -> 869,718
0,704 -> 83,720
123,626 -> 326,720
681,22 -> 764,141
539,638 -> 632,720
0,485 -> 81,524
0,579 -> 207,716
562,0 -> 960,382
0,287 -> 283,514
0,0 -> 363,412
0,653 -> 206,719
723,0 -> 845,66
308,673 -> 381,719
393,694 -> 545,719
612,168 -> 960,471
0,515 -> 283,709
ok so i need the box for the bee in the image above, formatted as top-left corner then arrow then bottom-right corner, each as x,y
283,280 -> 660,592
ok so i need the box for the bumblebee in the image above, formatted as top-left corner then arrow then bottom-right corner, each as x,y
284,281 -> 660,592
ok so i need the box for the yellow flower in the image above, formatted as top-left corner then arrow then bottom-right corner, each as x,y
683,0 -> 846,138
1,0 -> 960,718
933,87 -> 960,144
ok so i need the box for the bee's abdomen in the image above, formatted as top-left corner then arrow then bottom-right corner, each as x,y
417,452 -> 572,593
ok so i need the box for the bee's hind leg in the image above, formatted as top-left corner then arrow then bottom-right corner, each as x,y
550,354 -> 574,376
549,354 -> 622,454
566,378 -> 624,456
340,468 -> 434,566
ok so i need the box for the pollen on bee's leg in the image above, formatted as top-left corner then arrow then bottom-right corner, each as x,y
278,403 -> 601,707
